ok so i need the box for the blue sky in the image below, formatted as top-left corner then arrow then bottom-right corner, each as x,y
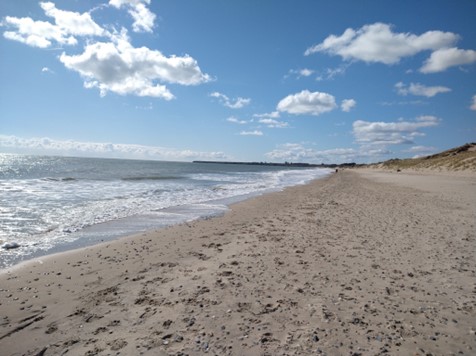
1,0 -> 475,163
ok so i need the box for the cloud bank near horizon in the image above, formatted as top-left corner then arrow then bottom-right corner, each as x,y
0,135 -> 228,161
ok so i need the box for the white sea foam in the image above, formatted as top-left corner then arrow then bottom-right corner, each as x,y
0,154 -> 331,267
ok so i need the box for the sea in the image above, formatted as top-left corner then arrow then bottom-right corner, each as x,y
0,154 -> 331,268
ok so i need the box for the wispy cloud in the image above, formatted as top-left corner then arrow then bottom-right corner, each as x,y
109,0 -> 156,33
239,130 -> 263,136
265,143 -> 363,164
226,116 -> 247,124
286,68 -> 315,79
297,68 -> 314,77
316,64 -> 349,81
41,67 -> 54,74
258,118 -> 289,128
0,135 -> 227,161
380,100 -> 426,106
251,111 -> 288,128
403,145 -> 438,158
471,95 -> 476,111
395,82 -> 451,97
253,111 -> 280,119
353,115 -> 440,146
265,142 -> 401,164
404,145 -> 437,154
210,92 -> 251,109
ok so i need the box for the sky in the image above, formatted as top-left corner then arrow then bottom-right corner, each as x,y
0,0 -> 475,163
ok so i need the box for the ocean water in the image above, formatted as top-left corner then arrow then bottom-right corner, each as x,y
0,154 -> 331,268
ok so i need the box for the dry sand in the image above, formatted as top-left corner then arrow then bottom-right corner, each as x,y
1,170 -> 475,355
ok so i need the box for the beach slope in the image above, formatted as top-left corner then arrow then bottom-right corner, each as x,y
1,170 -> 475,355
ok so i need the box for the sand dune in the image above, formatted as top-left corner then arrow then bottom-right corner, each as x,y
1,170 -> 475,355
368,143 -> 476,172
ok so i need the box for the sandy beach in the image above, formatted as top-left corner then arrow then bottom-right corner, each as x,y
1,169 -> 475,355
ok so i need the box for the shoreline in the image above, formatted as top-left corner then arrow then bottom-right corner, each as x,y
1,170 -> 475,355
1,170 -> 332,274
0,169 -> 331,271
0,203 -> 230,272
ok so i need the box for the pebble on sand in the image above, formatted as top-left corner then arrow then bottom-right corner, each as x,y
2,242 -> 21,250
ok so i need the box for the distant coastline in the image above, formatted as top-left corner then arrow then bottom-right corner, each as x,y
193,160 -> 358,168
195,142 -> 476,172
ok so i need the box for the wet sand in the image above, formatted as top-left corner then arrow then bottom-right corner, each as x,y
1,170 -> 475,355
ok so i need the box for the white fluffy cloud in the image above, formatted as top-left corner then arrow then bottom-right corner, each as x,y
0,135 -> 227,161
353,116 -> 440,145
305,22 -> 463,70
277,90 -> 337,116
109,0 -> 156,33
41,2 -> 105,37
60,32 -> 211,99
3,15 -> 78,48
3,2 -> 105,48
341,99 -> 356,112
2,2 -> 209,99
395,82 -> 451,97
420,47 -> 476,73
210,92 -> 251,109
